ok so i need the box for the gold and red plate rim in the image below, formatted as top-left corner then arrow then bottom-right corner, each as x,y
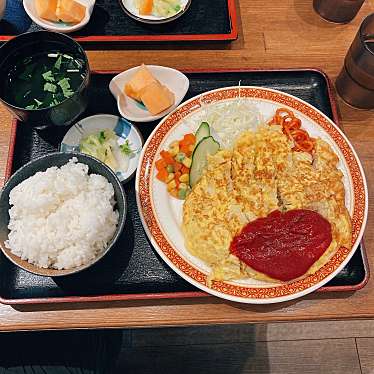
138,85 -> 368,304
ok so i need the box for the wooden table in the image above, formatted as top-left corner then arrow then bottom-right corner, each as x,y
0,0 -> 374,332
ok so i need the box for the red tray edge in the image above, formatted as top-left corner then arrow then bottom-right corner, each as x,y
0,0 -> 238,44
1,67 -> 369,305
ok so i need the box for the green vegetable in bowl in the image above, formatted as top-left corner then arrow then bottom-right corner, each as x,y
80,130 -> 135,173
5,52 -> 86,110
152,0 -> 182,17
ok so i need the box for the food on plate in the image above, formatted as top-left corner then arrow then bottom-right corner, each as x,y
80,129 -> 135,173
135,0 -> 182,17
139,81 -> 175,116
189,135 -> 220,188
155,132 -> 196,199
125,64 -> 156,101
155,122 -> 221,198
56,0 -> 86,23
182,107 -> 352,284
35,0 -> 58,21
124,64 -> 175,115
35,0 -> 86,24
5,158 -> 119,270
230,210 -> 333,281
268,108 -> 315,154
4,51 -> 86,110
183,99 -> 262,149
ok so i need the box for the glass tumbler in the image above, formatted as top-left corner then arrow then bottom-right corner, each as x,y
335,13 -> 374,109
313,0 -> 365,23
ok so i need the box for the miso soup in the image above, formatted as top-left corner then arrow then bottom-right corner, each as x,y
4,51 -> 86,110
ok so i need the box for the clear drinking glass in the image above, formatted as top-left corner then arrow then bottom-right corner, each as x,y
313,0 -> 365,23
335,13 -> 374,109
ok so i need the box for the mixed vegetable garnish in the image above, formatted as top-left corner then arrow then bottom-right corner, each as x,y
156,122 -> 220,199
156,132 -> 195,199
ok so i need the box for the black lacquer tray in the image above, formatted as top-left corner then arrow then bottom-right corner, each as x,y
0,69 -> 369,305
0,0 -> 237,44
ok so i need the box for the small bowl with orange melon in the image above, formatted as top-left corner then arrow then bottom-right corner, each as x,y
23,0 -> 96,33
109,64 -> 189,123
120,0 -> 191,24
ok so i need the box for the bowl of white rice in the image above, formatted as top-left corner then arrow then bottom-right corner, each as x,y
0,152 -> 126,277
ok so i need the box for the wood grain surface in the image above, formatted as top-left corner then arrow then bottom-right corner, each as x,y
0,0 -> 374,331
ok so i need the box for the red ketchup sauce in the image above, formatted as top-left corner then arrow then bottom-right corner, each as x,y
230,209 -> 332,282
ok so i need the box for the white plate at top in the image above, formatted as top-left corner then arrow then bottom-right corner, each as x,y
135,86 -> 368,304
23,0 -> 96,33
61,114 -> 143,183
109,65 -> 189,123
120,0 -> 191,24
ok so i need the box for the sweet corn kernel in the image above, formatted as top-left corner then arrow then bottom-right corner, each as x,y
169,145 -> 179,156
169,140 -> 179,148
182,157 -> 192,168
167,179 -> 177,191
166,173 -> 174,183
179,173 -> 189,183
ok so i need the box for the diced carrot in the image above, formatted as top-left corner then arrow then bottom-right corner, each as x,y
175,177 -> 180,188
175,171 -> 181,180
181,165 -> 189,174
179,134 -> 195,147
180,144 -> 191,156
156,168 -> 168,182
155,158 -> 167,171
160,150 -> 174,165
183,133 -> 196,145
173,161 -> 182,172
139,0 -> 153,15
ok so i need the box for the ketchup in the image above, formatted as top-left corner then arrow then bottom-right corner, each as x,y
230,209 -> 332,282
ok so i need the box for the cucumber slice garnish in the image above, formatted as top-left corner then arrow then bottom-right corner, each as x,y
190,136 -> 220,188
195,122 -> 210,144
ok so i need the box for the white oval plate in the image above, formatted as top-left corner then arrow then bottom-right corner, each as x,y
109,65 -> 189,123
23,0 -> 96,33
135,86 -> 368,304
61,114 -> 143,183
120,0 -> 191,24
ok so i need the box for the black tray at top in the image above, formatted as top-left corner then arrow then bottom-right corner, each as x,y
0,69 -> 368,304
0,0 -> 237,44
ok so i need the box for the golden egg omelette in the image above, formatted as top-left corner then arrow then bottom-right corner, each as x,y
182,125 -> 352,284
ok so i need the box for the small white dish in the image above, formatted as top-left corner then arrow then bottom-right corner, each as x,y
23,0 -> 96,33
109,65 -> 189,123
60,114 -> 143,183
120,0 -> 191,24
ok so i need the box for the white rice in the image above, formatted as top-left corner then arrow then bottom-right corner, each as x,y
5,158 -> 119,270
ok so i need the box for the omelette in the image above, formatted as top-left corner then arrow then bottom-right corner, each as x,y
182,124 -> 352,284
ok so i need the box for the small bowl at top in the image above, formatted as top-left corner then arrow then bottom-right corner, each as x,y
23,0 -> 96,33
120,0 -> 191,24
0,152 -> 126,277
0,31 -> 90,129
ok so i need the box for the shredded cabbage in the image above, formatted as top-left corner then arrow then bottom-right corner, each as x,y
184,99 -> 262,149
